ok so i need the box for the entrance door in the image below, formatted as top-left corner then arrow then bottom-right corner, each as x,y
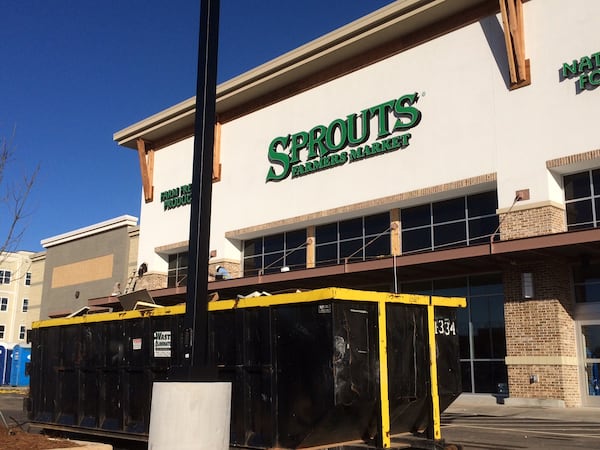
579,323 -> 600,405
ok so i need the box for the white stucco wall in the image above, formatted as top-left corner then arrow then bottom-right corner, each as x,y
137,137 -> 193,274
139,0 -> 600,267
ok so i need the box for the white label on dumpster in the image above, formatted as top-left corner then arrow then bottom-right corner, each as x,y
154,331 -> 172,357
132,338 -> 142,351
434,318 -> 456,336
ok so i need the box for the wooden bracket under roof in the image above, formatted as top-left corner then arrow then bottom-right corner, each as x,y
499,0 -> 530,89
136,138 -> 154,203
213,121 -> 222,182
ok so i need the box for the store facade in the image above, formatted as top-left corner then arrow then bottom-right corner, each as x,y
114,0 -> 600,407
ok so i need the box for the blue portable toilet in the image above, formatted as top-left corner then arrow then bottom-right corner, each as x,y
10,345 -> 31,387
0,344 -> 13,385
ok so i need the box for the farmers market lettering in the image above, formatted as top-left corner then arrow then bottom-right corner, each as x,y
266,93 -> 422,182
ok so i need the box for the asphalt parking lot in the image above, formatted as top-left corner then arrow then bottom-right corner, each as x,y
440,395 -> 600,449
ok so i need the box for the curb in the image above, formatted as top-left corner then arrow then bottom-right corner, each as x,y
56,440 -> 112,449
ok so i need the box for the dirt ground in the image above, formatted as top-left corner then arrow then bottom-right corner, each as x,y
0,424 -> 81,449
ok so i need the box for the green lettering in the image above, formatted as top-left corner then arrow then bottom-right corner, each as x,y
393,93 -> 421,131
593,52 -> 600,67
325,118 -> 348,152
347,112 -> 369,145
266,136 -> 291,182
350,147 -> 364,161
290,131 -> 309,164
308,125 -> 327,160
381,138 -> 393,152
369,100 -> 395,139
399,133 -> 412,147
562,60 -> 579,78
578,56 -> 593,73
579,73 -> 589,90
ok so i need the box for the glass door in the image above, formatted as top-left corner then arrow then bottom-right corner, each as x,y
580,323 -> 600,405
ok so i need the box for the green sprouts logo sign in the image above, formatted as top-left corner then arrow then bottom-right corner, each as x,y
561,51 -> 600,91
160,184 -> 192,211
266,93 -> 422,182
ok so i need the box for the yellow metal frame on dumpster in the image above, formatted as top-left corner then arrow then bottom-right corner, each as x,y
31,287 -> 466,447
207,287 -> 466,448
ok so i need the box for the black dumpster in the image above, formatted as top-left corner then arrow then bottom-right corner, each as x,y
27,287 -> 465,449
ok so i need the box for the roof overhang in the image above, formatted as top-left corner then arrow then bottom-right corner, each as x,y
114,0 -> 496,149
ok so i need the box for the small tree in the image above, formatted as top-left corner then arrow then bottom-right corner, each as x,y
0,131 -> 38,257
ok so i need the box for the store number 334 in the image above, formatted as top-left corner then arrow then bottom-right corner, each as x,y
434,318 -> 456,336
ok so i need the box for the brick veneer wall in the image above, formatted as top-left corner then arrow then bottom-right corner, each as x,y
503,260 -> 581,406
499,204 -> 566,240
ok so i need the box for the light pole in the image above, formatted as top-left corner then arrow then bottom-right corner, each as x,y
182,0 -> 220,378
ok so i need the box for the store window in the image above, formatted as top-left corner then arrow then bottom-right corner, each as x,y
0,270 -> 10,284
19,325 -> 26,340
25,272 -> 31,286
315,212 -> 391,267
0,298 -> 7,312
564,169 -> 600,230
22,299 -> 29,313
244,229 -> 307,276
401,273 -> 507,394
401,191 -> 499,254
573,262 -> 600,303
167,252 -> 188,288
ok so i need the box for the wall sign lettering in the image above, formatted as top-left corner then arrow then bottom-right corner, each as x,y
561,51 -> 600,91
266,93 -> 422,182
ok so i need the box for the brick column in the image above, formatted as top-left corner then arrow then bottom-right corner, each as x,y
498,203 -> 566,240
503,259 -> 580,407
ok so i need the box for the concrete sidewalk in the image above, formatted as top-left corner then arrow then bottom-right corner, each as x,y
445,394 -> 600,424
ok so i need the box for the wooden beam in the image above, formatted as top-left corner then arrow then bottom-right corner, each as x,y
136,138 -> 154,203
213,121 -> 222,182
499,0 -> 530,89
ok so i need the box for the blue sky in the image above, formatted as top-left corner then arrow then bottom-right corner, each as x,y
1,1 -> 394,252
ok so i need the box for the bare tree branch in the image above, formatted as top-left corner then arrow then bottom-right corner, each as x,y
0,131 -> 39,259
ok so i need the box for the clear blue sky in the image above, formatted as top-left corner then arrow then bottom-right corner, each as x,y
1,1 -> 395,253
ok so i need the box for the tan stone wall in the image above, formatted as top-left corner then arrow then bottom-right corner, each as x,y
132,272 -> 167,291
499,204 -> 566,240
507,364 -> 580,407
503,260 -> 581,406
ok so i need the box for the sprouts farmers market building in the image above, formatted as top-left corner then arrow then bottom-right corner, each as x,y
111,0 -> 600,407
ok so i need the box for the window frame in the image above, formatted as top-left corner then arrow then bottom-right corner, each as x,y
167,252 -> 189,289
564,169 -> 600,230
243,229 -> 308,276
0,270 -> 11,284
401,191 -> 498,255
315,212 -> 391,267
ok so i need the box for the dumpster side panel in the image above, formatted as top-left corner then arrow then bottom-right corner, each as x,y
387,304 -> 430,434
29,310 -> 185,437
434,307 -> 462,412
274,302 -> 335,448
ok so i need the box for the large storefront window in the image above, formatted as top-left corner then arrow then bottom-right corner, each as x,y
401,273 -> 507,394
574,262 -> 600,303
315,212 -> 391,267
401,191 -> 499,254
243,229 -> 307,276
564,169 -> 600,230
167,252 -> 188,288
